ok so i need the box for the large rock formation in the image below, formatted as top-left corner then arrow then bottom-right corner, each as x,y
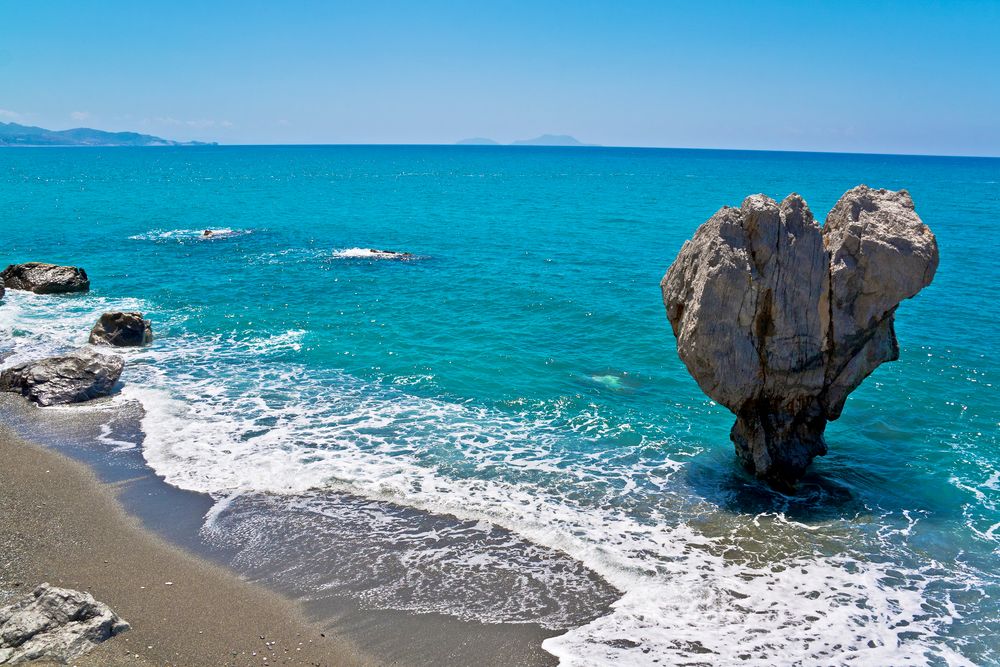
661,186 -> 938,488
0,348 -> 124,406
0,583 -> 130,664
0,263 -> 90,294
89,311 -> 153,347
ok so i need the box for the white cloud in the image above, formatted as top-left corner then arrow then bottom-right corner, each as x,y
70,110 -> 90,122
0,109 -> 22,120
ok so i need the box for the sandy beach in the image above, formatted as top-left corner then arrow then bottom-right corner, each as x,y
0,424 -> 374,667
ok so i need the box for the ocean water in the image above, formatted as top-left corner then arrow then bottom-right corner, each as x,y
1,145 -> 998,665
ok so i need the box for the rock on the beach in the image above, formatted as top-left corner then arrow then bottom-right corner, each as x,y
0,583 -> 129,664
0,348 -> 124,406
0,278 -> 5,300
661,186 -> 938,487
89,311 -> 153,347
0,263 -> 90,294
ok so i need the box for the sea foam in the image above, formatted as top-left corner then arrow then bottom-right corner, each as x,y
0,288 -> 990,665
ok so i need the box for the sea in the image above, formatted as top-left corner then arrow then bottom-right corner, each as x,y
1,145 -> 997,665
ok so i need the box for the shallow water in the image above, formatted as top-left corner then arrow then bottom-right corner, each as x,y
1,145 -> 997,665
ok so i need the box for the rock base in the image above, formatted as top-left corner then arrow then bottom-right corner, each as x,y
730,404 -> 828,490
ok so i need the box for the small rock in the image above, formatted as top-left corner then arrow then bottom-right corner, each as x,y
0,263 -> 90,294
0,583 -> 129,664
0,348 -> 124,406
89,312 -> 153,347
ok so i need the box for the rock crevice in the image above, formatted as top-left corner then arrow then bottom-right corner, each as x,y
661,186 -> 938,487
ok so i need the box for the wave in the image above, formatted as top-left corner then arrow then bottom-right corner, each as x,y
128,228 -> 252,241
331,247 -> 424,260
0,288 -> 990,665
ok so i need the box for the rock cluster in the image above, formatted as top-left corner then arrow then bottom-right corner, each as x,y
0,348 -> 124,406
0,265 -> 153,407
661,186 -> 938,487
0,263 -> 90,294
0,583 -> 130,664
89,312 -> 153,347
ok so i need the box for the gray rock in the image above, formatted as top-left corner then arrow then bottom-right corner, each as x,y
661,186 -> 938,488
0,263 -> 89,294
89,312 -> 153,347
0,583 -> 129,664
0,348 -> 124,406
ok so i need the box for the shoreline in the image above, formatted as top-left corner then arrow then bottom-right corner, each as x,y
0,394 -> 570,666
0,423 -> 372,666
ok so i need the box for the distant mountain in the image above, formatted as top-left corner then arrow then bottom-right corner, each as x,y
456,134 -> 594,147
511,134 -> 589,147
0,122 -> 214,147
455,137 -> 499,145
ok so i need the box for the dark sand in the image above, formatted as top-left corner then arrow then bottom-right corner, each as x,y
0,426 -> 373,667
0,395 -> 571,666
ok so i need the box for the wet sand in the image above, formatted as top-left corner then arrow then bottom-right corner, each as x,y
0,425 -> 373,667
0,395 -> 569,666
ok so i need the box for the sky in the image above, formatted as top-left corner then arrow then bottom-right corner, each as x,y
1,0 -> 999,156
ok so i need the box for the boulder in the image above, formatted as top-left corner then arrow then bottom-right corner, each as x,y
0,278 -> 5,300
661,186 -> 938,488
0,348 -> 124,406
0,583 -> 130,664
0,263 -> 89,294
89,312 -> 153,347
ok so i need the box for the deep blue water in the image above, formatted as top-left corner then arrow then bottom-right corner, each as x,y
1,146 -> 997,665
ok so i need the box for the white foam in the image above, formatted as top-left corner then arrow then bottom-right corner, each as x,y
128,227 -> 250,241
0,289 -> 988,664
332,247 -> 419,260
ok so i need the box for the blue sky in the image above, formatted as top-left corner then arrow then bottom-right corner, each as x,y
2,1 -> 998,155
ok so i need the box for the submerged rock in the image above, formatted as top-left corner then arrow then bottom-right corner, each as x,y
0,348 -> 124,406
0,263 -> 90,294
0,583 -> 129,664
334,247 -> 416,260
661,186 -> 938,488
89,311 -> 153,347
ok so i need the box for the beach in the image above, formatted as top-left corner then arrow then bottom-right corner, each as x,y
0,393 -> 564,666
0,424 -> 373,667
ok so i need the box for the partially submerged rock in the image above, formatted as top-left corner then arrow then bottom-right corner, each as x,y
0,278 -> 5,300
0,348 -> 124,406
0,583 -> 129,664
334,247 -> 416,260
89,312 -> 153,347
661,186 -> 938,488
0,263 -> 90,294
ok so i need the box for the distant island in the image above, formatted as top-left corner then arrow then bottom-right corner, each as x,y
455,134 -> 594,147
0,122 -> 214,147
455,137 -> 500,145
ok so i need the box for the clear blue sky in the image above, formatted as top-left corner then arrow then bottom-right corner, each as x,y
2,1 -> 998,155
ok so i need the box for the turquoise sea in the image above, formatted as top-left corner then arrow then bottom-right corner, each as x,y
1,145 -> 998,665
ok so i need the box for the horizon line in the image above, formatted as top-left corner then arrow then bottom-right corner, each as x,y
5,141 -> 996,160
